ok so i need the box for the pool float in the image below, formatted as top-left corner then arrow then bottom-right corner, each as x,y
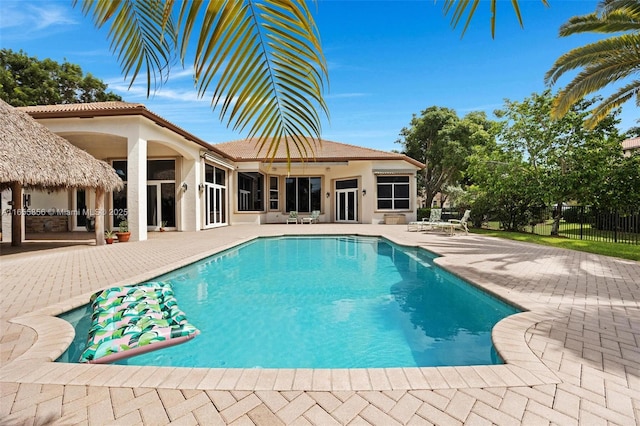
79,282 -> 199,364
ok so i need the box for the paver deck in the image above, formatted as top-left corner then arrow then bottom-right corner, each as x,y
1,224 -> 638,425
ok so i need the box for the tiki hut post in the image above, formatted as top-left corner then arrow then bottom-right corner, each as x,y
95,187 -> 105,245
10,182 -> 22,247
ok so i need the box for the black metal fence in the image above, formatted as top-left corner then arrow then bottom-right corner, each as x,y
481,205 -> 639,245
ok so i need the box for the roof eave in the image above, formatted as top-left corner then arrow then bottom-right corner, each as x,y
231,155 -> 425,169
24,107 -> 230,159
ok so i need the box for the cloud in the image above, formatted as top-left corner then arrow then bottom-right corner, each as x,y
0,3 -> 76,33
107,80 -> 206,103
106,75 -> 243,109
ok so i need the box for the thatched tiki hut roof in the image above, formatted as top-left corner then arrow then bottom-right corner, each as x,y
0,99 -> 123,246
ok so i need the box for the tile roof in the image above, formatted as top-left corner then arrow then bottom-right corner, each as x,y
214,137 -> 425,168
19,102 -> 424,168
18,101 -> 225,156
19,101 -> 146,113
622,137 -> 640,150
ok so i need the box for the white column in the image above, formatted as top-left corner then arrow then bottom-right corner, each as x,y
10,182 -> 23,246
94,188 -> 105,245
1,189 -> 12,242
127,133 -> 147,242
180,157 -> 200,231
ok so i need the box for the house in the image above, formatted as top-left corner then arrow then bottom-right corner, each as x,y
622,137 -> 640,157
1,102 -> 424,242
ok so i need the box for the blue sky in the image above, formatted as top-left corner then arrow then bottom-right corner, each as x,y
1,1 -> 637,152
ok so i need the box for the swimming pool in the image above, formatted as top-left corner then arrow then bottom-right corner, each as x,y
58,235 -> 519,368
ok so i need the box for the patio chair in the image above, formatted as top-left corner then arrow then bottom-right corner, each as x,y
437,209 -> 471,235
408,208 -> 442,232
301,210 -> 320,224
286,211 -> 299,224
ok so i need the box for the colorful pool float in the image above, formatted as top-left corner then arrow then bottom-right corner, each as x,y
79,282 -> 199,364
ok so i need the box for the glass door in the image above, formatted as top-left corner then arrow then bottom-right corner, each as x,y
206,184 -> 226,226
75,189 -> 87,230
336,189 -> 358,222
147,182 -> 175,230
147,184 -> 158,229
335,179 -> 359,222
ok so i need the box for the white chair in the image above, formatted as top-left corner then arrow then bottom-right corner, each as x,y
408,208 -> 442,231
286,211 -> 299,224
301,210 -> 320,224
437,209 -> 471,235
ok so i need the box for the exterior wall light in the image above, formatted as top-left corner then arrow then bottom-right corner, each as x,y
181,182 -> 188,191
326,192 -> 330,198
362,189 -> 367,196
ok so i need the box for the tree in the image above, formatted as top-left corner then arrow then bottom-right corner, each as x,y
397,107 -> 495,208
545,0 -> 640,127
0,49 -> 122,106
594,153 -> 640,211
467,148 -> 547,231
469,90 -> 623,233
625,122 -> 640,138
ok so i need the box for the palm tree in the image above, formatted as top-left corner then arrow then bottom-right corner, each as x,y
74,0 -> 328,160
76,0 -> 539,161
545,0 -> 640,128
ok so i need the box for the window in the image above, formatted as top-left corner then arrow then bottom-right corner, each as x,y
377,176 -> 410,210
269,177 -> 279,210
237,172 -> 264,211
147,160 -> 175,180
205,164 -> 226,185
285,177 -> 321,213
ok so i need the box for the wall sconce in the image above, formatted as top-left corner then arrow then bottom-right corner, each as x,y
326,192 -> 330,198
362,189 -> 367,196
198,183 -> 205,192
181,182 -> 188,191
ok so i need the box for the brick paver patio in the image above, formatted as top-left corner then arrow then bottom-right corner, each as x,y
1,224 -> 638,425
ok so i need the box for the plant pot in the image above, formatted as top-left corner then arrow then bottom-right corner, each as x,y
116,232 -> 131,242
160,228 -> 165,232
105,238 -> 114,244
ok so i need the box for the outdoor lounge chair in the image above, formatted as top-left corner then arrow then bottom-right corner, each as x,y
437,209 -> 471,235
301,210 -> 320,224
286,211 -> 299,224
407,208 -> 442,232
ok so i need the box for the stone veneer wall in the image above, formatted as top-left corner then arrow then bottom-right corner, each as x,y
25,215 -> 68,233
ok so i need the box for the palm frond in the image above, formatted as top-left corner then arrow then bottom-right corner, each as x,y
550,35 -> 640,117
77,0 -> 328,164
559,10 -> 640,36
598,0 -> 640,18
546,34 -> 640,85
440,0 -> 548,38
176,0 -> 328,162
584,79 -> 640,127
74,0 -> 176,96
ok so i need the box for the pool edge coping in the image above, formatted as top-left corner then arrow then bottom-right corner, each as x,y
1,231 -> 562,391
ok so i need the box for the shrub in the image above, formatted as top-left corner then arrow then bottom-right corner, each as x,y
417,208 -> 431,221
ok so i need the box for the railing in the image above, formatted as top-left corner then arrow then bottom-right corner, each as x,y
481,205 -> 639,245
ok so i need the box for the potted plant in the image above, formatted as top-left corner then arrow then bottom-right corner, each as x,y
116,220 -> 131,242
104,229 -> 115,244
160,220 -> 167,232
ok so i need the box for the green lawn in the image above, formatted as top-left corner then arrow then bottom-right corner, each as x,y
470,228 -> 640,262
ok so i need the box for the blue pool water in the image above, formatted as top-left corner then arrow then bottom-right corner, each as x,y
58,236 -> 519,368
